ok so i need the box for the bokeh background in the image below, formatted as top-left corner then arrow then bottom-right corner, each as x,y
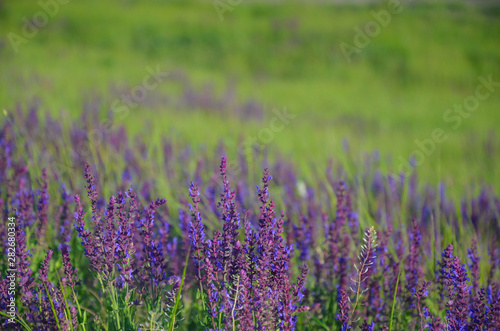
1,0 -> 499,189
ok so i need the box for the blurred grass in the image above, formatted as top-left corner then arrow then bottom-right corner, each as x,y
1,0 -> 499,189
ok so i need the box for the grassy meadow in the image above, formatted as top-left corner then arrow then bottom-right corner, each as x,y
1,1 -> 500,330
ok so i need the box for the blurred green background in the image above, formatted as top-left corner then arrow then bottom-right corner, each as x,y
1,0 -> 499,189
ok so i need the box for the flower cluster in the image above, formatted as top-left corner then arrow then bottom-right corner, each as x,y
188,157 -> 309,330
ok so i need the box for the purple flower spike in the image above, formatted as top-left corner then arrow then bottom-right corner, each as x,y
74,194 -> 101,272
406,219 -> 423,310
467,239 -> 480,296
188,182 -> 206,272
36,169 -> 49,240
336,289 -> 351,331
60,244 -> 80,296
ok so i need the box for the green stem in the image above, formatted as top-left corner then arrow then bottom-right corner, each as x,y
56,275 -> 74,331
0,311 -> 32,330
168,246 -> 191,331
231,275 -> 241,331
389,265 -> 401,331
43,283 -> 62,330
71,287 -> 87,331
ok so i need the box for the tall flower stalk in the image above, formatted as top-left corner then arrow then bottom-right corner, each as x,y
350,226 -> 377,320
188,158 -> 309,330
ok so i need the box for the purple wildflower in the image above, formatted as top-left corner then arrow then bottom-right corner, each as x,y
188,182 -> 206,280
413,281 -> 431,331
218,156 -> 240,281
467,239 -> 480,297
115,187 -> 138,286
60,244 -> 80,296
136,198 -> 168,297
469,288 -> 488,330
360,320 -> 375,331
337,289 -> 351,331
36,169 -> 49,240
57,183 -> 73,243
406,219 -> 423,310
444,254 -> 470,330
74,194 -> 101,272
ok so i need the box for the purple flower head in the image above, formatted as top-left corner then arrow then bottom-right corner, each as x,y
336,289 -> 351,331
74,194 -> 101,272
441,246 -> 470,330
218,156 -> 241,281
406,219 -> 423,309
467,239 -> 480,296
39,249 -> 53,285
36,169 -> 49,240
188,182 -> 206,265
360,321 -> 375,331
136,198 -> 168,292
60,243 -> 80,301
58,182 -> 73,243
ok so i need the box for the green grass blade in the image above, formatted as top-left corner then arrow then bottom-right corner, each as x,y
168,246 -> 191,331
389,264 -> 401,331
44,283 -> 62,331
0,311 -> 32,330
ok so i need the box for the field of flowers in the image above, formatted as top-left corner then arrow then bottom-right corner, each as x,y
1,0 -> 500,330
0,104 -> 498,330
